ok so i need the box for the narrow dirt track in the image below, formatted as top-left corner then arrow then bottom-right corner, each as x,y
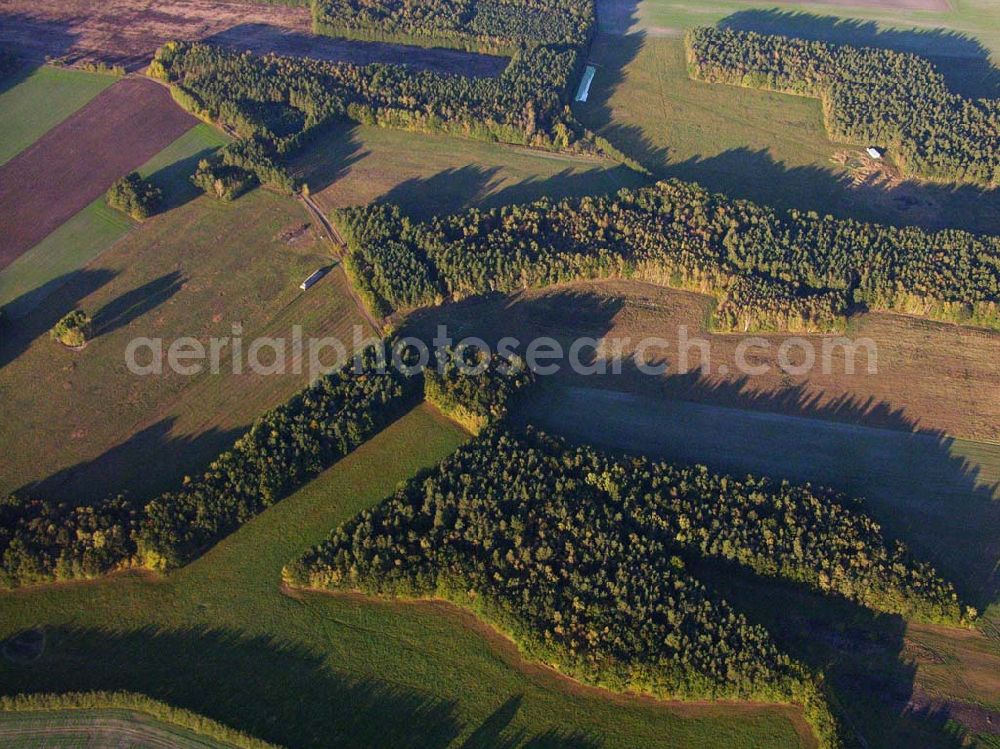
0,76 -> 196,269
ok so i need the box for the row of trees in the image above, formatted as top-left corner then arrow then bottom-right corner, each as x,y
0,346 -> 420,587
686,27 -> 1000,187
332,179 -> 1000,331
312,0 -> 595,54
148,41 -> 628,175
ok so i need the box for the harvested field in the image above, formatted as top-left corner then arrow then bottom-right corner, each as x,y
0,76 -> 195,270
403,279 -> 1000,442
0,0 -> 508,75
0,709 -> 252,748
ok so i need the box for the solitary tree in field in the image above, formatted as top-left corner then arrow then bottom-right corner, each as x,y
50,310 -> 92,348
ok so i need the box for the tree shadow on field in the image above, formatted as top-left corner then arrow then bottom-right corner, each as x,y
93,271 -> 185,337
287,122 -> 369,196
573,29 -> 670,173
0,625 -> 463,749
0,14 -> 82,75
459,695 -> 601,749
717,10 -> 1000,100
380,165 -> 504,220
0,626 -> 600,748
661,147 -> 1000,235
16,417 -> 245,508
686,557 -> 969,749
146,148 -> 223,213
0,268 -> 117,369
359,161 -> 647,222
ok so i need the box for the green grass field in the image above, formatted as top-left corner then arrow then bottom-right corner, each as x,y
0,185 -> 370,504
0,404 -> 809,749
0,66 -> 116,165
0,123 -> 229,315
575,0 -> 1000,233
290,123 -> 649,221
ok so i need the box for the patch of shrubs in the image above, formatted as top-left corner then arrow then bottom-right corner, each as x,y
106,172 -> 161,220
424,346 -> 534,433
191,138 -> 296,201
333,179 -> 1000,331
49,310 -> 92,348
686,26 -> 1000,187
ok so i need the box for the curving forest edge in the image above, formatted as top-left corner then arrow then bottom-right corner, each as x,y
685,26 -> 1000,188
334,179 -> 1000,331
285,425 -> 974,749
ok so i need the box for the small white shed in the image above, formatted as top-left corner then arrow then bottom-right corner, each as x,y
300,268 -> 326,291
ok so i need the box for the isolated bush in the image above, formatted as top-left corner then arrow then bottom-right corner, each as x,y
106,172 -> 161,220
49,310 -> 92,348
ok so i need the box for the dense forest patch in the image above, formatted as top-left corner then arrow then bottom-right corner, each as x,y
288,426 -> 973,746
148,38 -> 634,197
333,179 -> 1000,330
312,0 -> 595,54
686,27 -> 1000,188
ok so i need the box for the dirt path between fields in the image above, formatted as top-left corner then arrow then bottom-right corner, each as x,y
0,76 -> 196,270
285,585 -> 819,748
0,0 -> 508,75
299,193 -> 384,336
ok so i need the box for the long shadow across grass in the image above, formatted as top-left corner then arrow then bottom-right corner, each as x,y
14,416 -> 245,507
0,268 -> 117,368
718,10 -> 1000,100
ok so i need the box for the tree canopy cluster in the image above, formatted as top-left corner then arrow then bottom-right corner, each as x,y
289,426 -> 963,746
106,172 -> 162,220
312,0 -> 595,54
148,40 -> 628,179
333,179 -> 1000,330
424,346 -> 534,433
49,310 -> 92,348
686,27 -> 1000,187
0,346 -> 420,587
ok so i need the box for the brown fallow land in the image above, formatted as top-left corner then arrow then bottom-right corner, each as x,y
0,0 -> 508,75
402,279 -> 1000,443
0,77 -> 195,270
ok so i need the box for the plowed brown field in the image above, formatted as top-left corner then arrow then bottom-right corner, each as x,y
0,0 -> 508,75
0,76 -> 196,269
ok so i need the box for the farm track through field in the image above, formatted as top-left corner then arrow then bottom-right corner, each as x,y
300,193 -> 384,335
0,76 -> 196,270
0,0 -> 508,75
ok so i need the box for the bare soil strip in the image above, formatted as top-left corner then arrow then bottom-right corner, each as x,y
0,76 -> 196,270
0,0 -> 508,75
